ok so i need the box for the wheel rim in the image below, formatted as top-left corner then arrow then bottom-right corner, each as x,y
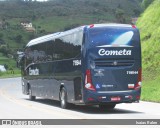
61,90 -> 65,106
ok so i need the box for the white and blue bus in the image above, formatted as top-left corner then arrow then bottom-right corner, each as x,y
20,24 -> 142,109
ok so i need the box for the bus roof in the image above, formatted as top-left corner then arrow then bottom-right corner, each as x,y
26,32 -> 61,47
87,23 -> 133,28
26,24 -> 135,47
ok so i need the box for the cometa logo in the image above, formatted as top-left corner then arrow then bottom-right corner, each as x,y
98,49 -> 132,56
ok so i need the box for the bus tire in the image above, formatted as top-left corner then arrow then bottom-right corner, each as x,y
28,87 -> 36,101
60,87 -> 69,109
99,104 -> 116,109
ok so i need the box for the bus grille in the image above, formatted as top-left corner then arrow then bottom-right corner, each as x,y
94,59 -> 134,67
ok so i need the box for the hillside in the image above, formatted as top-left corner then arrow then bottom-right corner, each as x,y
137,0 -> 160,102
0,0 -> 141,46
0,0 -> 142,69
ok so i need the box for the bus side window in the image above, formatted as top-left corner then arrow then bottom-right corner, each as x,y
53,38 -> 64,60
36,43 -> 47,62
46,40 -> 54,61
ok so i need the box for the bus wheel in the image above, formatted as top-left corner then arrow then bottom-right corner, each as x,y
28,87 -> 36,101
60,88 -> 68,109
99,104 -> 116,109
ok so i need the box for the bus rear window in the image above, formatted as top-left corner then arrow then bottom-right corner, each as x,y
88,27 -> 140,47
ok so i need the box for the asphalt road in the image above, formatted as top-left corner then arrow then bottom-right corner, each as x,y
0,77 -> 160,128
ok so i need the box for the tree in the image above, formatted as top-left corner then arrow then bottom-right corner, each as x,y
0,33 -> 3,39
141,0 -> 153,10
6,0 -> 24,1
133,9 -> 141,16
32,14 -> 36,21
0,45 -> 9,56
15,35 -> 23,43
115,8 -> 126,23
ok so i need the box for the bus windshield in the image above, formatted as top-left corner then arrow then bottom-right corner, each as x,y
88,27 -> 140,48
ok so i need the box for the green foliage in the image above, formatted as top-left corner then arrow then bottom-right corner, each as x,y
14,34 -> 23,43
137,0 -> 160,74
141,77 -> 160,102
141,0 -> 154,10
0,53 -> 17,69
137,0 -> 160,102
0,45 -> 9,56
115,8 -> 126,23
0,33 -> 4,38
0,69 -> 21,78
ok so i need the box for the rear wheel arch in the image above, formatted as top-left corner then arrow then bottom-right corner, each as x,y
27,83 -> 36,101
27,83 -> 30,94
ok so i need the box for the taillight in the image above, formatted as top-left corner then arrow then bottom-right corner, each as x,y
89,24 -> 94,28
85,69 -> 96,91
135,68 -> 142,90
132,25 -> 136,28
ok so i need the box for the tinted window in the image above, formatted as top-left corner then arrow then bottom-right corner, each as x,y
53,30 -> 83,60
46,41 -> 54,61
25,42 -> 47,66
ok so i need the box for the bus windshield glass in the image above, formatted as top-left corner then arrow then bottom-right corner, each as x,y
88,27 -> 140,47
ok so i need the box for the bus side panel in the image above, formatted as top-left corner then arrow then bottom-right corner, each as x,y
53,59 -> 82,103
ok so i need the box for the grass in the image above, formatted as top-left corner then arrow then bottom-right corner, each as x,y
137,0 -> 160,102
0,53 -> 17,68
141,76 -> 160,102
0,53 -> 21,78
0,69 -> 21,78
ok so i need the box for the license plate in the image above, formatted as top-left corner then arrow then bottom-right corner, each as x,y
111,96 -> 121,101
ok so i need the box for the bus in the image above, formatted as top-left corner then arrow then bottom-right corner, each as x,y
20,24 -> 142,109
